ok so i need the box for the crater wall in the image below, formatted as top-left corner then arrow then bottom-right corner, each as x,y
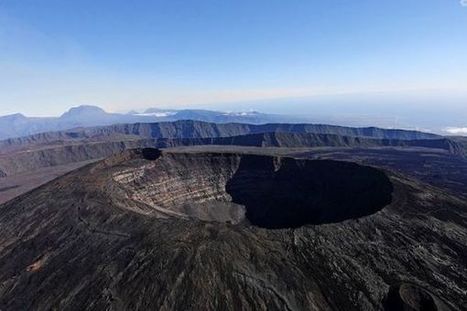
111,150 -> 394,228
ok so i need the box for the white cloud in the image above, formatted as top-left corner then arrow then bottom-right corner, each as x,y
444,127 -> 467,135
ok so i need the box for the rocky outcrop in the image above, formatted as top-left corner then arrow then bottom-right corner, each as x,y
0,149 -> 465,310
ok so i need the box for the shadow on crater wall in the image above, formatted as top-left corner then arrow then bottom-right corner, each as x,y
140,148 -> 162,160
226,155 -> 393,229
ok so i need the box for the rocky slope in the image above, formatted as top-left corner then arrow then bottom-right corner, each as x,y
0,149 -> 465,310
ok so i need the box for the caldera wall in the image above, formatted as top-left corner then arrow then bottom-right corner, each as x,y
111,150 -> 394,228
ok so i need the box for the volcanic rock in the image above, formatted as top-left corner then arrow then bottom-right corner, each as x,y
0,149 -> 465,310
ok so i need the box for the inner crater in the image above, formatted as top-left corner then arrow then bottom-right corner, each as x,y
112,151 -> 394,229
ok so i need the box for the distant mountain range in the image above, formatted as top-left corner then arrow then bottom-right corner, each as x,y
0,105 -> 304,140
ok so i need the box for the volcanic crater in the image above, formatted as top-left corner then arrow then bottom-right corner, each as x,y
110,148 -> 394,229
1,148 -> 466,310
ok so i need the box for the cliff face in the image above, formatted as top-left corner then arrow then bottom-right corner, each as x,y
1,132 -> 462,178
101,121 -> 440,140
153,132 -> 465,156
0,120 -> 454,181
0,126 -> 462,209
0,149 -> 465,310
0,120 -> 440,150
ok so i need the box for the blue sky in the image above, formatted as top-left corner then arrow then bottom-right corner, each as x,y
0,0 -> 467,131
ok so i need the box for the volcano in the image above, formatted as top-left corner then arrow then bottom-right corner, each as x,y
0,149 -> 465,310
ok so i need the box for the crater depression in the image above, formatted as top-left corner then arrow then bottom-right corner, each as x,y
109,149 -> 393,229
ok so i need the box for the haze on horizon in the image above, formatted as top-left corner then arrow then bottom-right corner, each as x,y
1,0 -> 467,134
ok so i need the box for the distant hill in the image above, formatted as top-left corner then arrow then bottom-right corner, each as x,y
0,105 -> 303,140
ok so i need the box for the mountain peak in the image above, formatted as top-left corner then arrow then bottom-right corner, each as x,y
60,105 -> 107,118
0,113 -> 27,121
